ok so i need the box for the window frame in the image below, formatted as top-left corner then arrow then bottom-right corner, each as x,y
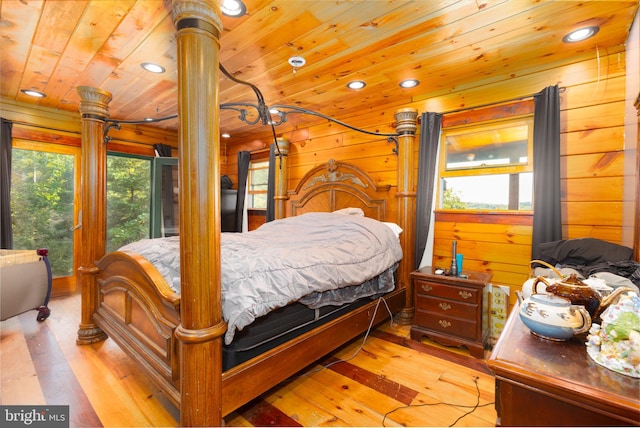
437,115 -> 534,212
247,157 -> 270,210
106,151 -> 156,248
10,138 -> 81,295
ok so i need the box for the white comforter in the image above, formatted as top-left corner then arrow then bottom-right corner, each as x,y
120,212 -> 402,344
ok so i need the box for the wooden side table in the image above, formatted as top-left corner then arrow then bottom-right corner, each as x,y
487,302 -> 640,426
410,266 -> 492,358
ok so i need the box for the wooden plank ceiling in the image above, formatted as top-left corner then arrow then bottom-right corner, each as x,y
1,0 -> 638,145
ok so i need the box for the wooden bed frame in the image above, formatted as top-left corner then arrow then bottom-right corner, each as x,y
92,159 -> 406,415
75,1 -> 419,425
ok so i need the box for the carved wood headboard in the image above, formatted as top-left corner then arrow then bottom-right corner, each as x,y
286,159 -> 391,222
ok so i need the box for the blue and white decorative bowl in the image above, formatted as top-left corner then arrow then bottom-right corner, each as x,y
519,293 -> 592,341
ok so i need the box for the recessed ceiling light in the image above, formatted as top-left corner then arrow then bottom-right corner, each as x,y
221,133 -> 231,138
562,26 -> 599,43
347,80 -> 366,90
399,79 -> 420,88
20,89 -> 46,98
141,62 -> 166,73
221,0 -> 246,17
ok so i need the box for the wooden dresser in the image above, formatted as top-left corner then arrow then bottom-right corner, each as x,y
487,302 -> 640,426
410,266 -> 491,358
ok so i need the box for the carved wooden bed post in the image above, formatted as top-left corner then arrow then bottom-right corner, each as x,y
274,138 -> 290,220
172,0 -> 225,425
394,107 -> 418,324
76,86 -> 111,345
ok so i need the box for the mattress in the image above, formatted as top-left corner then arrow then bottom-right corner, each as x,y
222,295 -> 373,371
222,266 -> 398,371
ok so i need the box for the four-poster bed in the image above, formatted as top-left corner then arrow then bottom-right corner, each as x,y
75,1 -> 418,425
90,159 -> 411,415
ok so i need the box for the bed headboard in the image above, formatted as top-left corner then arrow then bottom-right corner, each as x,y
287,159 -> 391,221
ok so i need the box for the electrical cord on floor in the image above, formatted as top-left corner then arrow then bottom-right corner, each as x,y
321,296 -> 394,369
381,376 -> 495,427
279,299 -> 494,427
285,296 -> 395,381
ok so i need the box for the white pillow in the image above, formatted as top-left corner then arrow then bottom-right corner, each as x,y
332,207 -> 365,216
383,222 -> 403,239
331,208 -> 402,238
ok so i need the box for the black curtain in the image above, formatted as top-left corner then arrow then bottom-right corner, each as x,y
531,85 -> 562,259
415,112 -> 442,269
153,144 -> 172,157
265,144 -> 276,222
153,144 -> 175,235
236,151 -> 251,232
1,118 -> 13,249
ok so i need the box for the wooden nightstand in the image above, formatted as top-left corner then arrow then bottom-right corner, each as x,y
410,266 -> 492,358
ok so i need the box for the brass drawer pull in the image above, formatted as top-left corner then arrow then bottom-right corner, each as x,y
439,302 -> 451,311
459,290 -> 472,299
421,284 -> 433,293
438,319 -> 452,328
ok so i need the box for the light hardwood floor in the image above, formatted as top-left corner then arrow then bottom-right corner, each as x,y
1,294 -> 497,427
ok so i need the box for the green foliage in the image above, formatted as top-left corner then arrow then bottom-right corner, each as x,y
106,156 -> 151,252
11,150 -> 152,276
442,188 -> 467,209
249,161 -> 269,209
11,150 -> 74,276
442,187 -> 532,211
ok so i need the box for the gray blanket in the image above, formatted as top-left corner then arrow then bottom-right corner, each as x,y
120,212 -> 402,344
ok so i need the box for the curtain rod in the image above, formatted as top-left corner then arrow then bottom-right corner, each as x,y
9,120 -> 81,135
438,86 -> 566,116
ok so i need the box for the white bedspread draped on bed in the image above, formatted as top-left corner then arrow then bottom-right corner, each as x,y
120,212 -> 403,344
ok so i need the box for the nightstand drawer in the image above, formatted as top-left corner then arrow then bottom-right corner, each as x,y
415,279 -> 479,303
414,310 -> 478,340
415,295 -> 476,319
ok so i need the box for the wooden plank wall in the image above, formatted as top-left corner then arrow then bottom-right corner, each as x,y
1,49 -> 635,309
225,49 -> 633,307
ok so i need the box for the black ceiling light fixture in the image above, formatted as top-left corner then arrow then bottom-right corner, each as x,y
562,26 -> 600,43
105,62 -> 403,155
221,0 -> 247,17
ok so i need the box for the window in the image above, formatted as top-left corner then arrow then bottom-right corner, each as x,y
439,118 -> 533,211
149,157 -> 179,239
248,159 -> 269,209
106,154 -> 153,252
10,131 -> 155,292
11,145 -> 78,278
